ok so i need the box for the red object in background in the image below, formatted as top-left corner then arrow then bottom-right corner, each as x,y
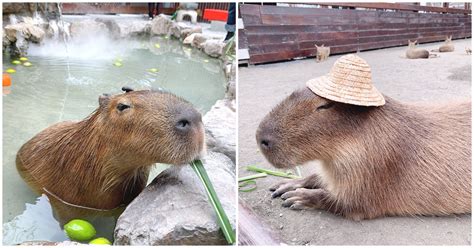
203,9 -> 228,22
3,73 -> 11,87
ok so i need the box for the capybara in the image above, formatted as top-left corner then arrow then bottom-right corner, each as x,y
432,35 -> 455,53
256,87 -> 471,220
466,47 -> 472,55
315,44 -> 330,63
16,87 -> 205,221
406,40 -> 438,59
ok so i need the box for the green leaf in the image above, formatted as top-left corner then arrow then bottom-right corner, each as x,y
190,160 -> 236,244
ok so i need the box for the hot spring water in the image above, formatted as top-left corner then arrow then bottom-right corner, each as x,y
3,15 -> 226,245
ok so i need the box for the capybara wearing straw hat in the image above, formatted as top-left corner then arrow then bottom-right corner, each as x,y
257,54 -> 471,220
16,87 -> 205,222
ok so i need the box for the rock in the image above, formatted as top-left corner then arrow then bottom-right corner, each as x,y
191,33 -> 208,49
226,79 -> 236,101
203,99 -> 236,163
96,18 -> 150,38
114,152 -> 236,245
202,39 -> 225,58
4,23 -> 45,43
69,19 -> 109,38
150,15 -> 173,35
183,33 -> 197,45
180,26 -> 202,39
19,241 -> 84,246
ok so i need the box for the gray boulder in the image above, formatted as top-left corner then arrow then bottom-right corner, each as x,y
4,22 -> 45,43
150,15 -> 172,35
202,39 -> 225,58
203,100 -> 236,163
69,19 -> 109,38
114,152 -> 236,245
191,33 -> 208,49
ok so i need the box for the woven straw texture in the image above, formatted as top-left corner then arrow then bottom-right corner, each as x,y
306,54 -> 385,106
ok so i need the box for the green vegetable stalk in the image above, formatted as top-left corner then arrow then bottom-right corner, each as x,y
246,165 -> 301,179
190,160 -> 236,244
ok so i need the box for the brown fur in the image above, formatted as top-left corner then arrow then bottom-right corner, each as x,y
315,44 -> 330,62
257,87 -> 471,220
406,40 -> 437,59
432,35 -> 455,53
16,89 -> 205,221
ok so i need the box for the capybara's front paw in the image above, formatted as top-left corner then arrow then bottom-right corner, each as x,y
280,188 -> 329,210
269,179 -> 305,198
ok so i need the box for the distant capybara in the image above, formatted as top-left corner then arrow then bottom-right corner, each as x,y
16,87 -> 205,221
315,44 -> 330,63
257,87 -> 471,220
432,35 -> 455,53
406,40 -> 437,59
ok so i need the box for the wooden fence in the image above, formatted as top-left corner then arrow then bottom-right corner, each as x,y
61,3 -> 230,23
239,3 -> 472,64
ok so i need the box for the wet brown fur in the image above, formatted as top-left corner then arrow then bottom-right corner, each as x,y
258,87 -> 471,220
16,89 -> 205,221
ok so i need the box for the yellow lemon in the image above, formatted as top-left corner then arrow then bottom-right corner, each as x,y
19,57 -> 28,61
12,60 -> 21,65
154,43 -> 161,48
89,237 -> 111,245
23,62 -> 32,67
164,36 -> 169,39
113,62 -> 123,67
5,68 -> 16,74
64,219 -> 96,241
204,59 -> 209,63
148,68 -> 158,73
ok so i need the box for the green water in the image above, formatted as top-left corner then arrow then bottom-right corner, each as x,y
2,35 -> 226,244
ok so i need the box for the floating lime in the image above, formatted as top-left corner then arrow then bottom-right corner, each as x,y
19,57 -> 28,61
89,237 -> 111,245
204,59 -> 209,63
154,43 -> 161,48
64,219 -> 96,242
113,62 -> 123,67
148,68 -> 158,73
164,36 -> 169,39
23,62 -> 32,67
5,68 -> 16,74
12,60 -> 21,65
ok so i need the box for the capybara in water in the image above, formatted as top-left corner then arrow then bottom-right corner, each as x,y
16,87 -> 205,221
257,87 -> 471,220
406,40 -> 437,59
432,35 -> 455,53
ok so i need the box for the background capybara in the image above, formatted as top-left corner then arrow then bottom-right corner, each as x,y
16,87 -> 205,221
256,87 -> 471,220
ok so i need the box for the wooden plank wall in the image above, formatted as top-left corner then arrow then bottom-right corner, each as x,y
62,3 -> 230,23
240,4 -> 472,64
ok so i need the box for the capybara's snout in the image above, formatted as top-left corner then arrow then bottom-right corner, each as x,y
174,107 -> 203,134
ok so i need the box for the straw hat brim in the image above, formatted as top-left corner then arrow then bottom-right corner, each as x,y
306,75 -> 386,107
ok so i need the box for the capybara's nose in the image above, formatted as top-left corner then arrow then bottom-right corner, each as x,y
175,109 -> 202,132
256,129 -> 274,151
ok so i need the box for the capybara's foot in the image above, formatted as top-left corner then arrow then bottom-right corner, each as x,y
280,188 -> 330,210
269,173 -> 321,198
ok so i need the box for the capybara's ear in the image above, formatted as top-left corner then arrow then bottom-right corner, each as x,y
315,44 -> 319,48
122,86 -> 134,93
99,93 -> 111,107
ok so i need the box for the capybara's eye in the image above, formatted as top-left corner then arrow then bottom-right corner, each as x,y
177,119 -> 189,128
117,103 -> 130,112
316,102 -> 334,111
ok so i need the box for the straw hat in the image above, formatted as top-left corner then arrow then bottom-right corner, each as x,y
306,54 -> 385,106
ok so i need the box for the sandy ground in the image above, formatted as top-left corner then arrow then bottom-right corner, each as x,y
238,39 -> 472,245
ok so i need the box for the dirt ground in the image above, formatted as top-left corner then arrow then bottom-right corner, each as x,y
238,39 -> 472,245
